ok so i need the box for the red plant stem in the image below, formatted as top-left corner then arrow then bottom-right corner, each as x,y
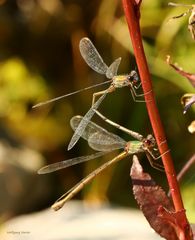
122,0 -> 185,213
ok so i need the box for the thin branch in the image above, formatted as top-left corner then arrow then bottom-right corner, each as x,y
177,154 -> 195,183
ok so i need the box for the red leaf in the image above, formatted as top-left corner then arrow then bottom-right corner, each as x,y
166,55 -> 195,87
130,155 -> 177,239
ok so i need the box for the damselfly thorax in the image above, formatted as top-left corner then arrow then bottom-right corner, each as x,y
112,70 -> 139,88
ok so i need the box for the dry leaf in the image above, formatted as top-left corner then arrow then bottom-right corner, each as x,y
166,55 -> 195,87
130,155 -> 177,240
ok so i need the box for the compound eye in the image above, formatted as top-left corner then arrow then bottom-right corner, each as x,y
145,135 -> 156,147
145,139 -> 151,146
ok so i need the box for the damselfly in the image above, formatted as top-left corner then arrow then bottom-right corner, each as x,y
38,115 -> 164,211
68,38 -> 147,150
33,37 -> 143,109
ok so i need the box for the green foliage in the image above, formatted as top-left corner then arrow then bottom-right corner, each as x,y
182,184 -> 195,222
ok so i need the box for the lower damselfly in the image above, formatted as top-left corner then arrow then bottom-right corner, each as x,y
38,115 -> 165,211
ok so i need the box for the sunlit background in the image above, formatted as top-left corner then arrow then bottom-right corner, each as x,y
0,0 -> 194,225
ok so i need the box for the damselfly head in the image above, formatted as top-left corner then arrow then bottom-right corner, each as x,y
127,70 -> 140,86
143,134 -> 156,149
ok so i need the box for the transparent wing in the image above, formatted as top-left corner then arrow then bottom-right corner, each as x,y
69,115 -> 126,152
68,92 -> 107,150
106,57 -> 121,79
38,151 -> 109,174
70,114 -> 109,141
79,37 -> 108,75
88,132 -> 126,152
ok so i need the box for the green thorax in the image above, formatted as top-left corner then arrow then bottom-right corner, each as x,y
125,141 -> 144,154
112,75 -> 130,88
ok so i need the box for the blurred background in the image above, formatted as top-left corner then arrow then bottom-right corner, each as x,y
0,0 -> 194,225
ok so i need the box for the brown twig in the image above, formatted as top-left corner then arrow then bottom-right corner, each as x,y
177,154 -> 195,183
121,0 -> 191,237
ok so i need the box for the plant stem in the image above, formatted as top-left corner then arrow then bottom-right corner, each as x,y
122,0 -> 184,213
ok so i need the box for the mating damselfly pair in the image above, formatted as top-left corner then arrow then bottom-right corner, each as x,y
39,111 -> 165,211
35,37 -> 165,210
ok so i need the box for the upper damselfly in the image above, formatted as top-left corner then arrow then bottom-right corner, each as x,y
33,38 -> 147,150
